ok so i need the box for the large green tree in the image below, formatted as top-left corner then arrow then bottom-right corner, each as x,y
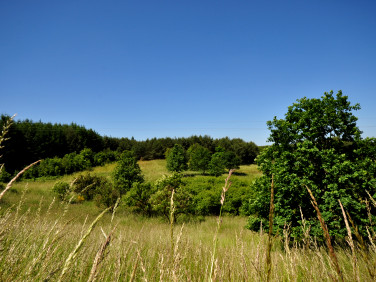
113,151 -> 144,195
187,143 -> 211,174
208,147 -> 226,177
166,144 -> 188,172
247,91 -> 376,242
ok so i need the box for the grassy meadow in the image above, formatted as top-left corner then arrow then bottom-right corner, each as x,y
1,159 -> 376,281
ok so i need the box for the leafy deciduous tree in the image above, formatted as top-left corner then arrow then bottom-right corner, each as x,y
247,90 -> 376,242
113,151 -> 144,195
123,182 -> 154,216
166,144 -> 187,172
187,143 -> 211,174
208,147 -> 226,177
149,173 -> 193,222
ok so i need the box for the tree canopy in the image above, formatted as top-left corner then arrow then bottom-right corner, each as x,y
166,144 -> 188,172
113,151 -> 144,195
247,91 -> 376,242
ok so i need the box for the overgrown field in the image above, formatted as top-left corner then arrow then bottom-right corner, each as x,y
1,160 -> 376,281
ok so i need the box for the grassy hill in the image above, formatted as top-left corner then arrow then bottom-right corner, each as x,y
0,160 -> 375,280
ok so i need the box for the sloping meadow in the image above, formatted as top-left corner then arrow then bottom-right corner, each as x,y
1,175 -> 376,281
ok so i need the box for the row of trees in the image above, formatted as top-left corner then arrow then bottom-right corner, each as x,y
0,118 -> 104,174
166,144 -> 242,176
0,115 -> 259,176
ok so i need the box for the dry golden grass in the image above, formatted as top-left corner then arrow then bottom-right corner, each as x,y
1,198 -> 376,281
1,159 -> 376,281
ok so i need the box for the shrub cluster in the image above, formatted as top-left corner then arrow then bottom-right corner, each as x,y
22,149 -> 117,179
51,150 -> 252,219
123,172 -> 253,221
52,173 -> 119,208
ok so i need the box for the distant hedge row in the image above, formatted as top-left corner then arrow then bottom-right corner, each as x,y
20,149 -> 118,180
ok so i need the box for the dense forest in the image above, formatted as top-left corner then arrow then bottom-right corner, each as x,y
0,115 -> 259,175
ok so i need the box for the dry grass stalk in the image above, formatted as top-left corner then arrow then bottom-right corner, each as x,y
266,175 -> 275,282
0,159 -> 41,201
299,206 -> 311,249
111,197 -> 121,223
209,169 -> 234,282
366,227 -> 376,252
172,223 -> 185,281
129,251 -> 140,282
0,114 -> 15,152
346,211 -> 376,279
236,232 -> 249,281
305,185 -> 343,282
366,190 -> 376,207
338,199 -> 359,282
159,253 -> 165,281
14,184 -> 29,221
58,206 -> 111,281
87,224 -> 117,282
138,249 -> 148,282
170,188 -> 175,256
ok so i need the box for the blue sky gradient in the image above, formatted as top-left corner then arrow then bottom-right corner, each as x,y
1,0 -> 375,145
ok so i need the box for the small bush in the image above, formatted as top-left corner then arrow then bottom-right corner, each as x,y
72,173 -> 119,208
123,182 -> 154,215
52,181 -> 70,201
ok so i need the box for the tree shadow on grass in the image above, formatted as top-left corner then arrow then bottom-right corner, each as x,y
232,172 -> 247,176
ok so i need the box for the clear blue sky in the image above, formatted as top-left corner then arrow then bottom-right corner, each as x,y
1,0 -> 375,145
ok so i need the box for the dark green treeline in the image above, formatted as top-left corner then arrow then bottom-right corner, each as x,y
0,115 -> 259,174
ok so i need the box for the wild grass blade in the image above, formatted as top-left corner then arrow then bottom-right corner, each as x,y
266,175 -> 275,282
58,206 -> 111,281
0,160 -> 41,201
305,185 -> 343,282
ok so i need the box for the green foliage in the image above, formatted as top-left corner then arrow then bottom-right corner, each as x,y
123,182 -> 154,215
166,144 -> 187,172
0,168 -> 11,183
93,149 -> 117,166
184,176 -> 254,216
247,90 -> 376,242
213,137 -> 259,164
0,116 -> 104,174
113,151 -> 144,195
223,151 -> 241,170
79,148 -> 94,167
149,173 -> 193,221
72,174 -> 103,201
92,183 -> 119,209
23,148 -> 107,179
192,189 -> 221,216
187,143 -> 211,173
0,113 -> 260,174
208,148 -> 226,176
52,181 -> 70,201
72,173 -> 119,207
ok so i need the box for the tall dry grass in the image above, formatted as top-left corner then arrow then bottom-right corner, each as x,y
1,192 -> 376,281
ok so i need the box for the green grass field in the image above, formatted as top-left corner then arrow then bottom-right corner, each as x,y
0,160 -> 375,281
